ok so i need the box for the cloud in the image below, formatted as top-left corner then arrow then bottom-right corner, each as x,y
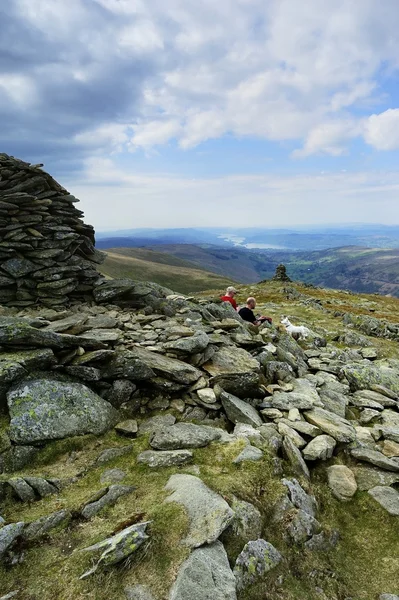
364,108 -> 399,150
70,157 -> 399,230
1,0 -> 399,165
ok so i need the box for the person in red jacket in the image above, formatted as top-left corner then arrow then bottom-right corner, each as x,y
220,286 -> 238,310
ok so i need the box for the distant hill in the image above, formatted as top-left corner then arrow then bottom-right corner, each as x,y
98,244 -> 399,297
98,247 -> 236,294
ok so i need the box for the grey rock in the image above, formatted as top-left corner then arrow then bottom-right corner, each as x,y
0,446 -> 39,474
270,391 -> 314,411
319,389 -> 348,417
137,450 -> 193,468
327,465 -> 357,501
23,477 -> 58,497
79,328 -> 123,343
164,331 -> 209,354
127,347 -> 202,384
8,376 -> 119,444
378,427 -> 399,443
350,447 -> 399,472
258,424 -> 282,454
282,436 -> 310,479
100,469 -> 127,484
304,530 -> 340,552
115,420 -> 138,437
96,445 -> 133,464
221,391 -> 262,427
0,591 -> 20,600
354,465 -> 399,491
138,414 -> 176,436
169,541 -> 237,600
150,423 -> 221,450
303,407 -> 356,442
234,539 -> 282,591
0,522 -> 24,558
277,422 -> 306,448
282,478 -> 317,517
80,521 -> 150,578
22,509 -> 71,540
81,485 -> 135,519
287,509 -> 322,543
342,363 -> 399,394
108,380 -> 137,407
368,486 -> 399,516
209,372 -> 261,399
101,350 -> 155,381
202,346 -> 260,377
164,474 -> 234,548
7,477 -> 36,502
233,445 -> 263,464
379,595 -> 399,600
303,435 -> 336,461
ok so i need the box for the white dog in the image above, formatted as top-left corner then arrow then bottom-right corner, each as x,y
280,316 -> 310,339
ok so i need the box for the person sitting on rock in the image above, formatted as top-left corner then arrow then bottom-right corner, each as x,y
220,286 -> 239,310
239,297 -> 272,326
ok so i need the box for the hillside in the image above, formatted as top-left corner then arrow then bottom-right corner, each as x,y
1,279 -> 399,600
123,244 -> 399,297
98,247 -> 236,294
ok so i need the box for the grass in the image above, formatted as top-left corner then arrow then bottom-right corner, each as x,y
98,248 -> 235,294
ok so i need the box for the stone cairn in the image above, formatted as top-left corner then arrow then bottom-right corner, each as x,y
272,263 -> 291,282
0,153 -> 104,308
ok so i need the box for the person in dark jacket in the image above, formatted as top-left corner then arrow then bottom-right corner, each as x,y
239,297 -> 272,325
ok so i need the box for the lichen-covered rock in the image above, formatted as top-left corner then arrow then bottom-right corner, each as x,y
169,541 -> 237,600
303,407 -> 356,442
221,391 -> 262,427
137,450 -> 193,467
221,498 -> 262,546
8,376 -> 120,444
302,435 -> 336,461
342,364 -> 399,394
234,539 -> 282,591
150,423 -> 221,450
80,521 -> 150,578
164,474 -> 234,548
350,447 -> 399,472
203,346 -> 260,376
22,509 -> 71,541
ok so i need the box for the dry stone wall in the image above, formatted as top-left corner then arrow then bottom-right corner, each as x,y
0,154 -> 103,307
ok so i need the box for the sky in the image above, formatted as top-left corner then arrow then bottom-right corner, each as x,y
1,0 -> 399,231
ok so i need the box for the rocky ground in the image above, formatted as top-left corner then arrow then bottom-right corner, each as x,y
0,279 -> 398,600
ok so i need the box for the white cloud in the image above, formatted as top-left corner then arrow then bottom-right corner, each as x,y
364,108 -> 399,150
71,158 -> 399,230
293,120 -> 361,157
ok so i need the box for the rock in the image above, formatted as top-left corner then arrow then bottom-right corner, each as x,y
221,392 -> 262,427
303,435 -> 336,461
164,474 -> 234,548
202,346 -> 260,377
221,497 -> 262,545
115,420 -> 138,437
277,418 -> 322,438
379,595 -> 399,600
381,440 -> 399,457
282,479 -> 317,517
23,476 -> 58,497
150,423 -> 221,450
234,539 -> 282,591
269,391 -> 315,410
79,328 -> 123,343
127,347 -> 202,384
210,372 -> 261,399
93,279 -> 172,308
138,414 -> 176,436
164,331 -> 209,354
282,436 -> 310,479
277,423 -> 306,448
108,380 -> 137,407
81,485 -> 135,519
22,509 -> 71,541
327,465 -> 357,501
169,541 -> 237,600
233,445 -> 263,464
96,445 -> 133,464
0,522 -> 25,558
368,486 -> 399,516
100,469 -> 127,484
8,376 -> 120,444
80,521 -> 150,578
258,424 -> 283,454
319,389 -> 348,417
350,447 -> 399,472
125,584 -> 155,600
378,427 -> 399,443
304,530 -> 340,552
354,465 -> 399,491
196,388 -> 217,404
7,477 -> 36,502
101,351 -> 155,381
137,450 -> 193,467
287,509 -> 322,543
342,364 -> 399,395
303,407 -> 356,442
0,446 -> 39,474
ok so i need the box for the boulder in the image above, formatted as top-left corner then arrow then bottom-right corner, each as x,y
137,450 -> 193,468
0,522 -> 25,558
303,407 -> 356,442
221,392 -> 262,427
202,346 -> 260,377
164,474 -> 234,548
350,447 -> 399,472
150,423 -> 221,450
342,364 -> 399,394
127,347 -> 202,384
8,376 -> 119,444
234,539 -> 282,591
302,435 -> 336,461
282,436 -> 310,479
353,465 -> 399,491
221,497 -> 262,546
169,541 -> 237,600
368,486 -> 399,516
327,465 -> 357,501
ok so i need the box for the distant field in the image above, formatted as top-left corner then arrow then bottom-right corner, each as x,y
98,247 -> 236,294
